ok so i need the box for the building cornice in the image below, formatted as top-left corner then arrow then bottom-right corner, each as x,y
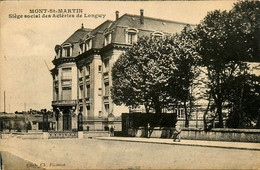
76,48 -> 101,68
100,43 -> 131,54
52,57 -> 76,66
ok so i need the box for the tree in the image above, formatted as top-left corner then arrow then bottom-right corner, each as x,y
112,26 -> 200,129
195,1 -> 260,128
111,36 -> 175,114
168,26 -> 200,127
226,73 -> 260,128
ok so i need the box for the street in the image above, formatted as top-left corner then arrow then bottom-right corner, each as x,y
1,138 -> 259,169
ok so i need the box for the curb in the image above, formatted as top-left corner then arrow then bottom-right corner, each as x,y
97,138 -> 260,151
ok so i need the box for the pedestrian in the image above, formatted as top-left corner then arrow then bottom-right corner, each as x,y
110,125 -> 114,137
173,124 -> 181,142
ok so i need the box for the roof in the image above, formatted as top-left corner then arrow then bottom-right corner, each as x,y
85,20 -> 113,38
109,14 -> 193,34
62,27 -> 92,44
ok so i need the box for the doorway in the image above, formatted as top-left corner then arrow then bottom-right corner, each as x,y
63,109 -> 71,131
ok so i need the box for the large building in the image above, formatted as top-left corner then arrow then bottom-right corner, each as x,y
51,10 -> 190,131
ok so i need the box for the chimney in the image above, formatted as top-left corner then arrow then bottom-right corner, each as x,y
140,9 -> 144,24
115,11 -> 119,20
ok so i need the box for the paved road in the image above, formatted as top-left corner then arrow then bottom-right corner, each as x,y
1,151 -> 44,170
1,138 -> 259,169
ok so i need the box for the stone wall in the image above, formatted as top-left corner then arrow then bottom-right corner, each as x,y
127,127 -> 260,143
181,128 -> 260,143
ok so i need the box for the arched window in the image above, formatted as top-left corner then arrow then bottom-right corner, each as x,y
152,31 -> 164,39
62,43 -> 72,57
125,28 -> 139,44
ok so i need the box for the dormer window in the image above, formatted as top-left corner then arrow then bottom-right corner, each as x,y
125,28 -> 138,44
152,32 -> 164,39
79,43 -> 85,54
86,39 -> 92,51
62,43 -> 72,57
65,47 -> 71,57
104,33 -> 112,46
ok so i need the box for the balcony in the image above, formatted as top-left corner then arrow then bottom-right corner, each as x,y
52,100 -> 76,107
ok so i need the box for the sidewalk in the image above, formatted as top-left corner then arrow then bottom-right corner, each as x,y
97,136 -> 260,151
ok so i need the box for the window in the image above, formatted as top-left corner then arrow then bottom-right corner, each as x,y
86,106 -> 90,116
152,32 -> 164,39
176,109 -> 184,119
128,32 -> 136,44
85,66 -> 90,76
79,85 -> 83,99
86,39 -> 92,51
86,85 -> 90,98
104,33 -> 111,46
105,82 -> 109,96
98,88 -> 102,96
79,67 -> 83,78
98,65 -> 102,72
62,87 -> 72,100
125,28 -> 138,44
62,68 -> 72,80
64,47 -> 71,57
79,43 -> 85,54
105,104 -> 109,114
99,111 -> 102,118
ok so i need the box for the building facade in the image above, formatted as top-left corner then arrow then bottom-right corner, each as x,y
51,10 -> 189,131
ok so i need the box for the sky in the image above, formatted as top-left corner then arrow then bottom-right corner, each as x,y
0,1 -> 236,113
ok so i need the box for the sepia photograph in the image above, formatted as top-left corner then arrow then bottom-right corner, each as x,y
0,1 -> 260,169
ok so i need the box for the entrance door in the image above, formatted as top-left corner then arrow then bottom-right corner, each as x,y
63,109 -> 71,131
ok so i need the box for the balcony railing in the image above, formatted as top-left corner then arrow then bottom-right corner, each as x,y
52,100 -> 76,106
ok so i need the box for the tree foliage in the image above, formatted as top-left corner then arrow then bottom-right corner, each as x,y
112,35 -> 175,114
195,1 -> 260,128
112,26 -> 200,123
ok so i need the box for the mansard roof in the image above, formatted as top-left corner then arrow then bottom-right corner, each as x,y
108,14 -> 193,34
62,27 -> 92,45
85,20 -> 113,38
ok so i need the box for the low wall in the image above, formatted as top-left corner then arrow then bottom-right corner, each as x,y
127,128 -> 260,143
1,132 -> 45,139
181,128 -> 260,143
